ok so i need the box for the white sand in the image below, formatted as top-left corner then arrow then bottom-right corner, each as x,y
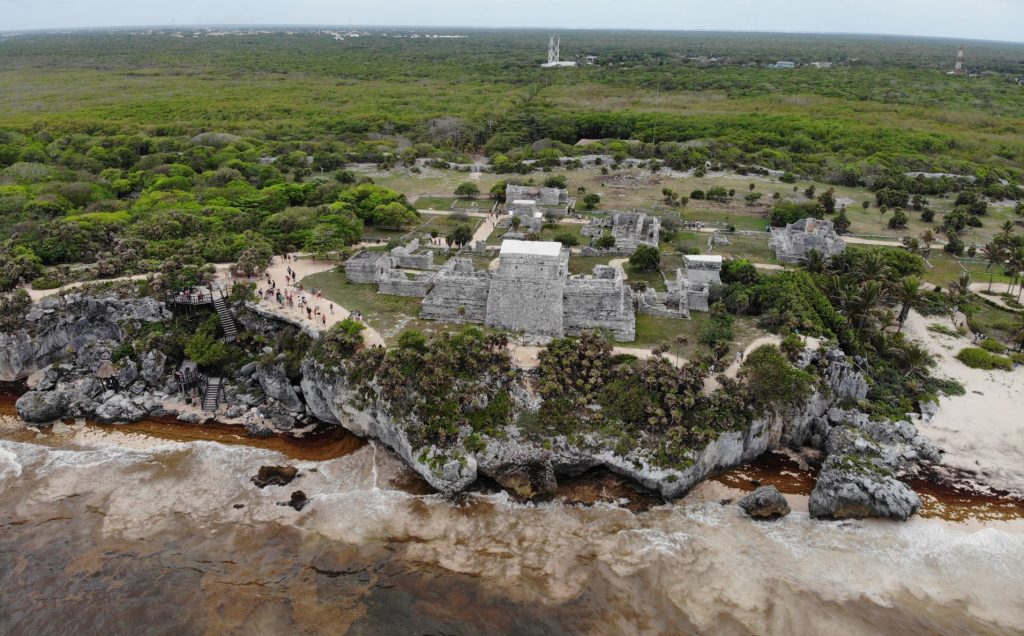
904,310 -> 1024,495
255,254 -> 387,348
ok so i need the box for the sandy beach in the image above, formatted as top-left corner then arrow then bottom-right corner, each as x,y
904,310 -> 1024,496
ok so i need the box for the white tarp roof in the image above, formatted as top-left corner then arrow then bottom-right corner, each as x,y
500,240 -> 562,257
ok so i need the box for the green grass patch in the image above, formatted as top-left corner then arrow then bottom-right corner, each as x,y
956,347 -> 1013,371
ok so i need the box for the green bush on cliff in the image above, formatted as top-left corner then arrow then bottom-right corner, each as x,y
740,344 -> 815,411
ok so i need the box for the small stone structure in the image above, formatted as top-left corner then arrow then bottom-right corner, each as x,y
769,218 -> 846,264
637,255 -> 721,319
506,185 -> 573,212
581,211 -> 661,254
346,240 -> 438,287
390,239 -> 434,270
344,251 -> 392,284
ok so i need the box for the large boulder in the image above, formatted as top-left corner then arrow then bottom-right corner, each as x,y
140,350 -> 167,385
15,390 -> 68,424
738,485 -> 791,519
115,360 -> 139,387
809,456 -> 921,521
255,363 -> 304,413
94,394 -> 147,424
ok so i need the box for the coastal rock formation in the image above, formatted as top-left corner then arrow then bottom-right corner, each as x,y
739,486 -> 791,519
809,456 -> 921,521
300,359 -> 477,496
0,294 -> 168,382
255,363 -> 304,413
252,465 -> 299,488
15,389 -> 67,424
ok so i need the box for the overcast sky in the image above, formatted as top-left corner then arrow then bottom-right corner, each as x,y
3,0 -> 1023,43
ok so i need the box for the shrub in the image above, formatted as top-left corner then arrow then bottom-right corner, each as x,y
552,231 -> 579,247
454,182 -> 479,197
920,209 -> 935,222
740,345 -> 815,409
628,244 -> 661,272
955,347 -> 1012,370
980,338 -> 1007,354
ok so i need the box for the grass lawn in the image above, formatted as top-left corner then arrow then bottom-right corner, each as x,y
707,234 -> 778,263
625,264 -> 667,291
452,198 -> 492,211
413,196 -> 456,210
569,254 -> 614,275
965,297 -> 1022,346
923,251 -> 1013,287
633,314 -> 766,357
537,223 -> 586,244
301,272 -> 468,345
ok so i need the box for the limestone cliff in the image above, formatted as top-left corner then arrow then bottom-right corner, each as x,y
0,294 -> 169,382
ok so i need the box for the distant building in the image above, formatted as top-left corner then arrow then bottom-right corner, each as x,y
541,35 -> 577,68
769,61 -> 796,69
809,61 -> 833,69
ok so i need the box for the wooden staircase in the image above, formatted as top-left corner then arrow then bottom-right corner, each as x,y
212,295 -> 238,343
202,377 -> 223,412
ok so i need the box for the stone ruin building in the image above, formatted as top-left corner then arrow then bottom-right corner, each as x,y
769,218 -> 846,264
343,240 -> 439,296
349,239 -> 636,342
505,184 -> 574,214
581,211 -> 661,255
637,255 -> 722,319
498,184 -> 576,239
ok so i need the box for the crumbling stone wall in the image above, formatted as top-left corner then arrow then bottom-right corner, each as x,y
378,271 -> 434,297
564,268 -> 635,341
390,239 -> 434,270
420,259 -> 491,323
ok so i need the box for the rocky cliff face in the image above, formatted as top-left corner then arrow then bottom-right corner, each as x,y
0,294 -> 168,382
300,360 -> 476,496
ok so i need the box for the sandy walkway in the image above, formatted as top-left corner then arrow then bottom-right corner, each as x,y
254,255 -> 386,348
969,283 -> 1023,312
904,310 -> 1024,495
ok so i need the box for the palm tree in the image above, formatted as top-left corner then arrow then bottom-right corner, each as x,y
800,249 -> 827,274
893,276 -> 923,330
920,229 -> 937,258
947,272 -> 972,310
1012,313 -> 1024,352
999,221 -> 1016,242
856,250 -> 889,282
892,342 -> 935,379
980,242 -> 1005,292
853,280 -> 889,331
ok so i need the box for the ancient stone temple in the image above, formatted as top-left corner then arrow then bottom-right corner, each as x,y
484,241 -> 569,338
417,240 -> 636,342
769,218 -> 846,264
581,211 -> 661,254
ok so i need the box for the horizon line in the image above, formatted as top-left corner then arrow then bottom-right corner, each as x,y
3,24 -> 1023,46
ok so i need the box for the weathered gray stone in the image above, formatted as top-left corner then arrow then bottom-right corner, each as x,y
0,295 -> 168,382
809,457 -> 921,521
95,394 -> 147,424
255,363 -> 304,413
738,485 -> 791,519
15,390 -> 67,424
140,350 -> 167,385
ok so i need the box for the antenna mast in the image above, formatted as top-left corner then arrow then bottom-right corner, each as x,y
953,44 -> 965,75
